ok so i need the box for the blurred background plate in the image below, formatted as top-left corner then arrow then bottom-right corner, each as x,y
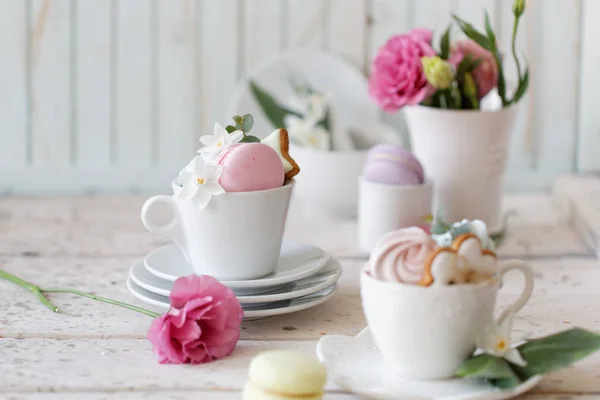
227,48 -> 380,144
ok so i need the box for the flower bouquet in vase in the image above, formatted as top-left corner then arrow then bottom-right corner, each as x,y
250,77 -> 377,219
369,0 -> 528,233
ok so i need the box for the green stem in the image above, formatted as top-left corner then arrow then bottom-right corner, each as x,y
511,17 -> 523,87
42,288 -> 161,318
0,270 -> 59,312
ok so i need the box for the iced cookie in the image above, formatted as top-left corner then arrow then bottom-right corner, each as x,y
217,143 -> 284,192
262,128 -> 300,181
243,350 -> 327,400
420,234 -> 497,286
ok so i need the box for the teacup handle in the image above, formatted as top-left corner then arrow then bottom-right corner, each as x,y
141,195 -> 189,262
495,260 -> 534,325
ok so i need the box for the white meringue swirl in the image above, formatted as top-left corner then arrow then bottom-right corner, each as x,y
367,227 -> 436,284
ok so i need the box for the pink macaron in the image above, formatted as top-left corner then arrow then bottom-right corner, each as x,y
217,143 -> 284,192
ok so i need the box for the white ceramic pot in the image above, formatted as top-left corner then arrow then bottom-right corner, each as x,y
140,181 -> 294,280
403,105 -> 519,232
291,146 -> 368,218
361,260 -> 534,380
358,178 -> 433,252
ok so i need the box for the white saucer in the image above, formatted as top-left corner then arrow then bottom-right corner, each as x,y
145,240 -> 329,289
127,277 -> 337,319
130,258 -> 342,304
316,328 -> 543,400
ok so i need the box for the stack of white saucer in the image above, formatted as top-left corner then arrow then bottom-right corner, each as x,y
127,240 -> 341,320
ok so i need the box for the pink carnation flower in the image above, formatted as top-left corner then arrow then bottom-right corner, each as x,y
450,40 -> 499,99
147,275 -> 244,364
368,28 -> 437,112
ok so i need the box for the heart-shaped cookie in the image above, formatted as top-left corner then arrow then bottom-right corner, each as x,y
419,234 -> 497,287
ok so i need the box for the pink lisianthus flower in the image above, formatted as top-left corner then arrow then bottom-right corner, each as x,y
147,275 -> 244,364
450,40 -> 499,99
368,28 -> 437,112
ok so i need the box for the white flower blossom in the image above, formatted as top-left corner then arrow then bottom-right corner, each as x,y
476,315 -> 528,367
284,115 -> 330,151
197,123 -> 243,163
177,156 -> 224,209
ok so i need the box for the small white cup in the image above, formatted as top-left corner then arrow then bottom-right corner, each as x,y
361,260 -> 534,380
358,178 -> 433,252
141,180 -> 294,280
291,146 -> 368,218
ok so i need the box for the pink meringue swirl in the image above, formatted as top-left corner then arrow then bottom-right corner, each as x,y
367,227 -> 436,284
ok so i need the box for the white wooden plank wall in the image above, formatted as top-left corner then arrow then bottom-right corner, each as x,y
0,0 -> 592,194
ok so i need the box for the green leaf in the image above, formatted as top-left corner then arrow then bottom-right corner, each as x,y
497,65 -> 508,106
249,80 -> 289,128
452,15 -> 491,51
484,11 -> 496,49
249,80 -> 303,128
240,135 -> 261,143
440,24 -> 452,60
225,125 -> 237,134
510,67 -> 529,105
456,354 -> 521,384
319,109 -> 332,132
489,210 -> 516,248
514,328 -> 600,380
232,115 -> 243,125
456,54 -> 483,82
241,114 -> 254,132
489,377 -> 522,389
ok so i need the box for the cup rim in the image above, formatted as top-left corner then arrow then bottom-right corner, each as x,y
172,178 -> 295,196
359,176 -> 434,190
360,266 -> 498,292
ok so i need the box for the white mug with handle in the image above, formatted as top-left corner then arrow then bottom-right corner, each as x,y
141,180 -> 294,281
361,259 -> 534,380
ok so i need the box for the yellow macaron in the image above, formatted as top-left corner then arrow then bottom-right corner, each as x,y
243,350 -> 327,400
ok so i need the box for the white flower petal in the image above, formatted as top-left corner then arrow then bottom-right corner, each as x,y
213,122 -> 228,138
228,130 -> 244,145
499,314 -> 515,337
193,156 -> 207,176
193,190 -> 211,209
199,135 -> 216,146
178,181 -> 199,200
201,151 -> 220,164
203,182 -> 225,196
512,331 -> 531,345
504,349 -> 527,367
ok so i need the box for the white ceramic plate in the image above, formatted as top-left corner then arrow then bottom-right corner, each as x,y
226,48 -> 380,146
130,257 -> 342,304
316,328 -> 543,400
145,240 -> 329,289
126,277 -> 336,319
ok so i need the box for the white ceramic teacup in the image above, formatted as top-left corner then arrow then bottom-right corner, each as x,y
358,178 -> 433,252
361,260 -> 534,380
141,180 -> 294,280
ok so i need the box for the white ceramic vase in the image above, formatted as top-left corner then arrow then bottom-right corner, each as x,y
403,105 -> 519,232
291,146 -> 368,219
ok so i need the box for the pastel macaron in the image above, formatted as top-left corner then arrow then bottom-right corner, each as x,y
217,143 -> 284,192
243,350 -> 327,400
362,144 -> 424,185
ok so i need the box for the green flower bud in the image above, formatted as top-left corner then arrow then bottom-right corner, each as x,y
513,0 -> 525,18
421,56 -> 454,90
463,72 -> 477,99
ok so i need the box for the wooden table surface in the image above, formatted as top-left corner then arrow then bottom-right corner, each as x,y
1,175 -> 600,400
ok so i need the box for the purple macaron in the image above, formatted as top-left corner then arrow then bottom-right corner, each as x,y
362,144 -> 425,185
